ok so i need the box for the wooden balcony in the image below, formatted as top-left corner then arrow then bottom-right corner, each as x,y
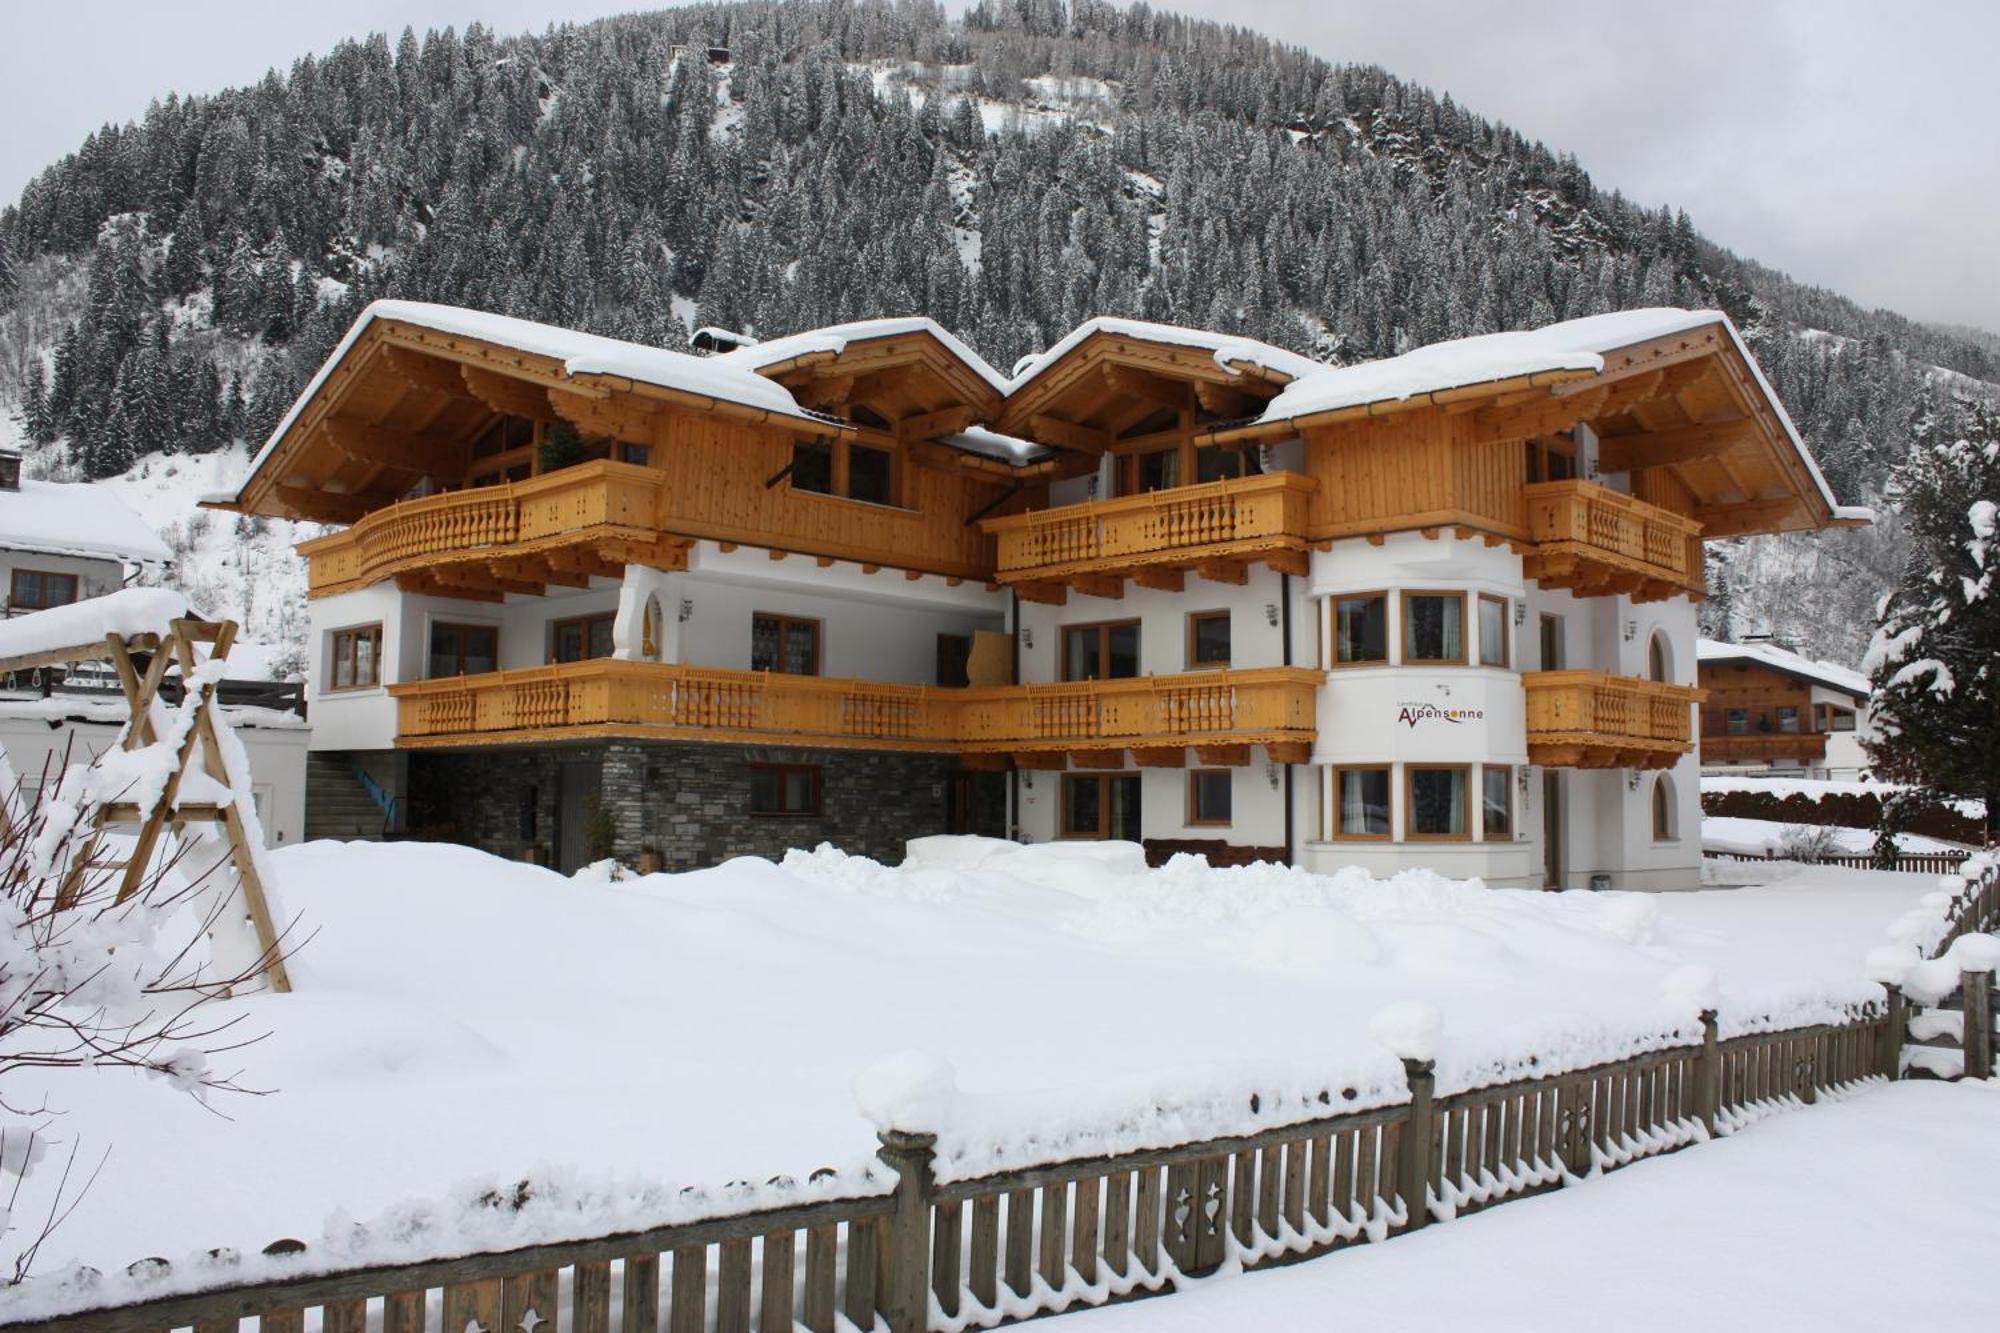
1522,480 -> 1705,602
391,661 -> 1320,765
1700,732 -> 1829,766
301,461 -> 684,598
982,472 -> 1316,602
1524,671 -> 1706,769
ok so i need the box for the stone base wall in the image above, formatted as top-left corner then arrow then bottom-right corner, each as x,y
408,741 -> 1000,871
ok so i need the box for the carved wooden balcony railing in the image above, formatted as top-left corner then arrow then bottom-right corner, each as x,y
390,661 -> 1321,764
982,472 -> 1317,599
1524,670 -> 1706,769
1523,480 -> 1705,602
1699,732 -> 1830,765
301,461 -> 675,597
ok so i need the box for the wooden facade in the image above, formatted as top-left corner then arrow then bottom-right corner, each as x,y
1697,655 -> 1859,767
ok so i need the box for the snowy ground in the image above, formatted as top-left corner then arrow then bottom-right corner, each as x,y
0,836 -> 1952,1290
1066,1079 -> 2000,1333
1702,814 -> 1967,857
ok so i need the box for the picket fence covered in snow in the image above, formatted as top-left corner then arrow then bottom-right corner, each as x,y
17,859 -> 1999,1333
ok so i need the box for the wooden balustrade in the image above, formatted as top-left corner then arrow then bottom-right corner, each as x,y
391,661 -> 1322,758
1523,670 -> 1705,769
301,461 -> 668,596
1699,732 -> 1829,764
1523,480 -> 1705,602
983,472 -> 1317,590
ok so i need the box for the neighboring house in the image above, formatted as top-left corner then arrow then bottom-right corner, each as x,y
0,447 -> 169,616
210,301 -> 1863,888
1696,637 -> 1873,779
0,454 -> 312,846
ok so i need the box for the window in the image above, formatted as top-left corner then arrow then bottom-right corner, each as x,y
1188,770 -> 1232,826
553,613 -> 616,664
1726,709 -> 1749,736
1647,632 -> 1671,684
1482,765 -> 1513,840
1188,612 -> 1231,668
936,633 -> 971,688
1130,447 -> 1180,494
1777,705 -> 1800,734
790,438 -> 899,506
1539,614 -> 1564,670
1407,765 -> 1470,840
468,415 -> 537,486
1827,708 -> 1857,733
1195,446 -> 1245,483
1332,593 -> 1388,666
1331,766 -> 1391,840
1652,775 -> 1678,841
1061,773 -> 1142,840
752,613 -> 821,675
1478,594 -> 1509,668
328,624 -> 383,691
750,763 -> 822,816
1062,621 -> 1140,682
616,440 -> 651,466
0,455 -> 20,490
428,622 -> 498,678
9,569 -> 79,611
1403,592 -> 1467,664
1525,437 -> 1576,483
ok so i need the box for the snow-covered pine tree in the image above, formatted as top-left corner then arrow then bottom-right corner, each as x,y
1863,402 -> 2000,840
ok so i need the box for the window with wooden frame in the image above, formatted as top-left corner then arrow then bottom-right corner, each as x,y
749,763 -> 822,817
1726,709 -> 1749,736
1647,631 -> 1671,684
752,613 -> 821,676
1524,436 -> 1576,483
1477,594 -> 1510,668
327,623 -> 383,692
552,613 -> 616,664
1822,705 -> 1857,733
1187,611 -> 1231,668
1482,765 -> 1513,840
1123,444 -> 1182,495
790,436 -> 899,507
1194,445 -> 1246,484
1776,705 -> 1801,734
9,568 -> 78,612
1406,764 -> 1471,840
1331,592 -> 1389,666
467,415 -> 538,487
1539,613 -> 1564,670
1060,772 -> 1142,840
1402,591 -> 1467,665
0,455 -> 19,490
1187,769 -> 1232,826
1652,774 -> 1677,841
428,621 -> 499,678
1061,620 -> 1140,682
616,440 -> 651,466
1330,765 -> 1392,840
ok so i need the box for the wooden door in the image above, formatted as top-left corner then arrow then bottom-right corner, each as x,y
558,758 -> 596,873
1542,770 -> 1563,890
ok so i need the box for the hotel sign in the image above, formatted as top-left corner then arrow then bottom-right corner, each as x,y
1396,701 -> 1485,728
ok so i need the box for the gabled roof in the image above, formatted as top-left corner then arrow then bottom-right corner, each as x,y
1005,317 -> 1322,394
719,317 -> 1014,397
1697,638 -> 1869,701
0,479 -> 170,564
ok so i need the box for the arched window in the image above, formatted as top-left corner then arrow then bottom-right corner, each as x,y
1647,630 -> 1672,684
1652,774 -> 1677,841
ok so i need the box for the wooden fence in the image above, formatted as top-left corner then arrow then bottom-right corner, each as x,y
21,860 -> 1999,1333
1705,848 -> 1974,877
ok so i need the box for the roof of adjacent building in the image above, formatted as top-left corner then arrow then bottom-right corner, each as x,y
0,478 -> 171,565
1697,637 -> 1870,701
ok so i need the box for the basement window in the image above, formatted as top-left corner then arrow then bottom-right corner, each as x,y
750,763 -> 822,817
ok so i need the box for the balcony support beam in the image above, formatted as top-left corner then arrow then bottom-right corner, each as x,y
1070,750 -> 1129,770
1195,744 -> 1252,766
1132,567 -> 1185,593
1132,747 -> 1186,768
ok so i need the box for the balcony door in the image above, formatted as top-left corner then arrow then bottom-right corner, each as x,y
1539,614 -> 1565,670
1062,621 -> 1140,682
1542,770 -> 1564,890
1063,772 -> 1143,840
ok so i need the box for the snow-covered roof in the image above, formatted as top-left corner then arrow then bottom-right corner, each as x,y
0,478 -> 171,564
938,426 -> 1052,465
1697,637 -> 1869,700
237,300 -> 836,489
1007,316 -> 1325,393
0,587 -> 190,665
718,316 -> 1015,396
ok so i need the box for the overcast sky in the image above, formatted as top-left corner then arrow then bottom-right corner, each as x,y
2,0 -> 1993,333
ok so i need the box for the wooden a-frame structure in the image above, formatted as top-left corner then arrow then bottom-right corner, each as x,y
0,616 -> 292,992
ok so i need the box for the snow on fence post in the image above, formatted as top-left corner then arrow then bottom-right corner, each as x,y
1963,970 -> 1994,1081
1695,1009 -> 1721,1135
876,1129 -> 938,1333
1397,1058 -> 1437,1232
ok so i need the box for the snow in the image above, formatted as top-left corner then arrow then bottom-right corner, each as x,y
1063,1080 -> 2000,1333
1701,815 -> 1967,857
227,300 -> 831,501
0,587 -> 188,663
0,477 -> 170,564
0,837 -> 1950,1306
1008,316 -> 1326,396
1696,636 -> 1869,698
717,316 -> 1014,395
940,426 -> 1051,465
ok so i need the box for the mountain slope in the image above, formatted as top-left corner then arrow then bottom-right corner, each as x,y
0,0 -> 1991,663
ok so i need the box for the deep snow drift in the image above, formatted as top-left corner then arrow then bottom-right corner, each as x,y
0,837 -> 1950,1294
